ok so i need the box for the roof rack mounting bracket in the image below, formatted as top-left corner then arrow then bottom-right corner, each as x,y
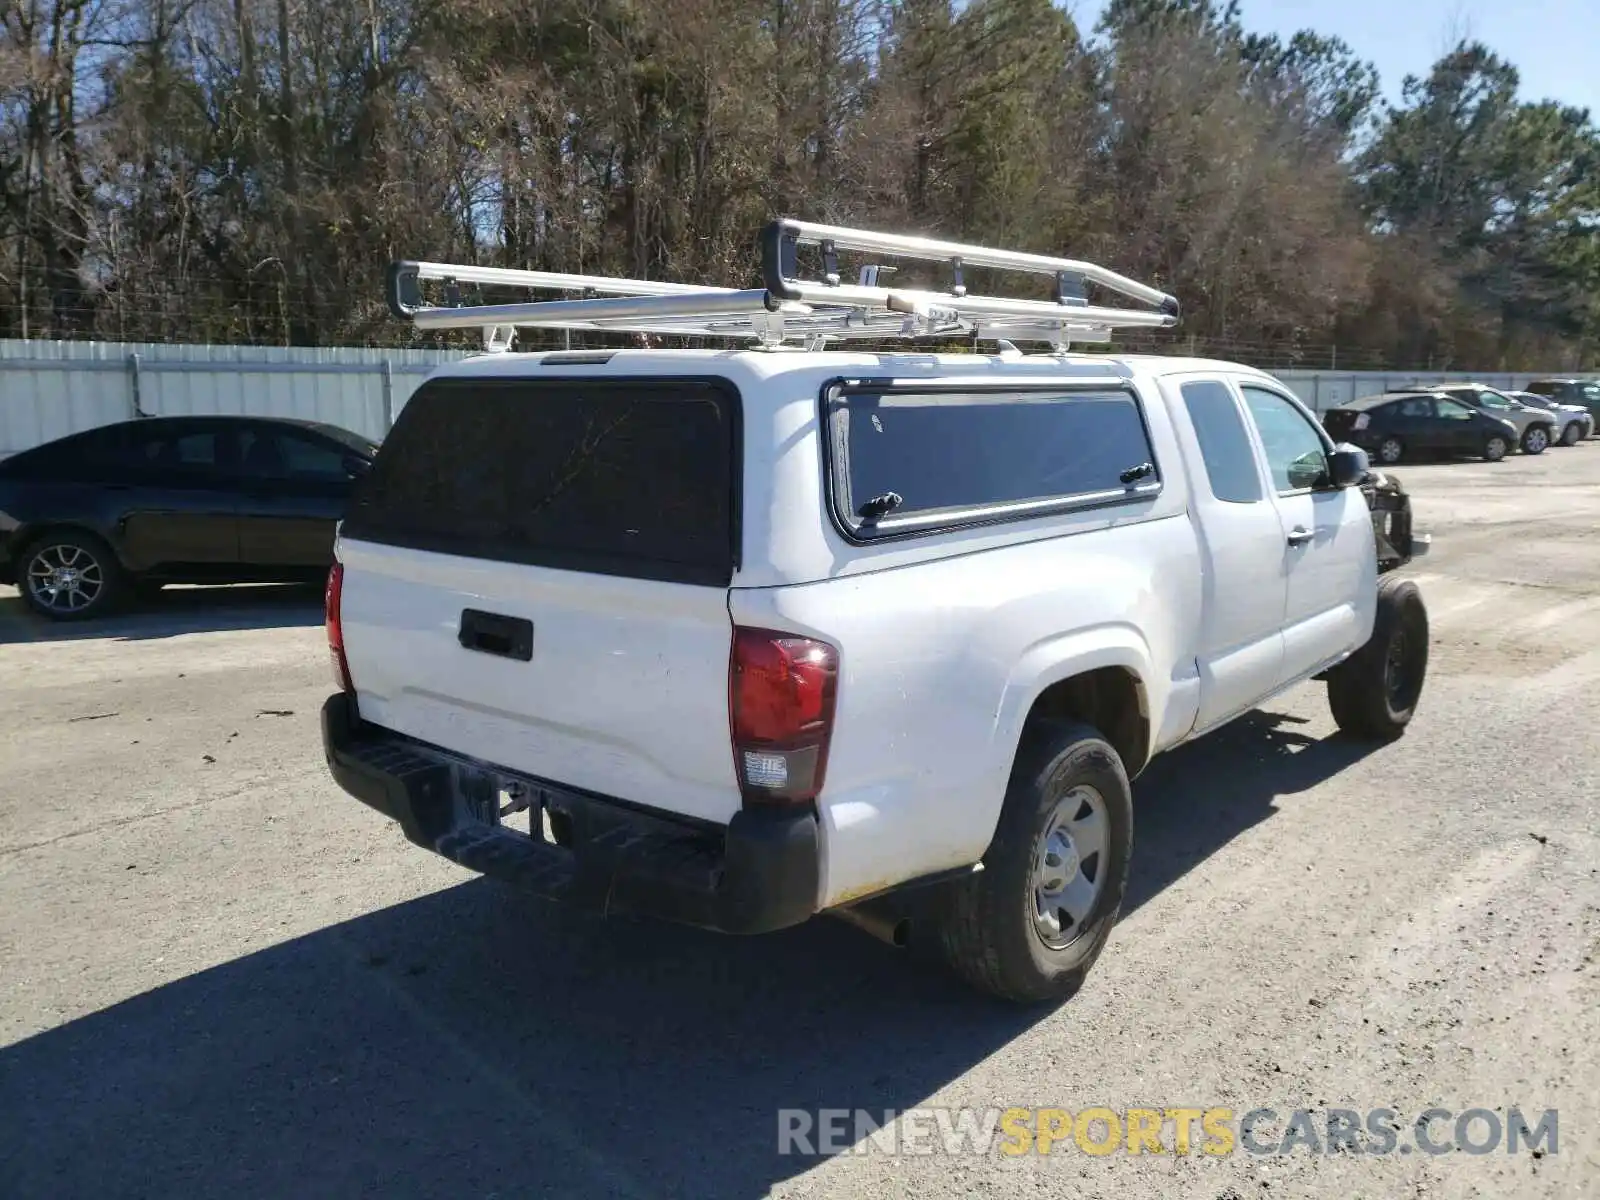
482,324 -> 516,354
1055,271 -> 1088,307
749,308 -> 787,350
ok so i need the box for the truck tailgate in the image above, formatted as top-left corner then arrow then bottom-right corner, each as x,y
339,540 -> 740,823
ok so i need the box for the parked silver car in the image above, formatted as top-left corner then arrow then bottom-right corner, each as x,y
1412,383 -> 1558,455
1506,390 -> 1593,446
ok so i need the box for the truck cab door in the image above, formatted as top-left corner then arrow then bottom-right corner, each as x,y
1166,378 -> 1287,733
1236,384 -> 1375,689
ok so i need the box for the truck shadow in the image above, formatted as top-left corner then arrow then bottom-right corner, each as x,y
1124,708 -> 1375,912
0,583 -> 323,644
0,708 -> 1379,1199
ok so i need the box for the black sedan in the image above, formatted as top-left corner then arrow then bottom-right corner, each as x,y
0,415 -> 376,620
1321,392 -> 1519,466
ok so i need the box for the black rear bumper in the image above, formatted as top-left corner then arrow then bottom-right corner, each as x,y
321,694 -> 820,934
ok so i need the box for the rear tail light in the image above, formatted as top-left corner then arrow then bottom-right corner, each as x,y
325,562 -> 354,692
1352,413 -> 1370,431
729,626 -> 839,806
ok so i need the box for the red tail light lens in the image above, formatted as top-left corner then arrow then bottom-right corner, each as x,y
729,626 -> 839,806
325,563 -> 353,692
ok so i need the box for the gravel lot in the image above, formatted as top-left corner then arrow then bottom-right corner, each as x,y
3,442 -> 1598,1199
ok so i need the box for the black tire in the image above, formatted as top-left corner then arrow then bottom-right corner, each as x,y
1326,576 -> 1429,741
17,529 -> 126,621
1520,424 -> 1550,455
1482,435 -> 1509,462
1375,437 -> 1404,465
1559,421 -> 1581,447
934,720 -> 1133,1003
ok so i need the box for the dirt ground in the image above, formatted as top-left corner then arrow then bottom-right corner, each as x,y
2,441 -> 1597,1199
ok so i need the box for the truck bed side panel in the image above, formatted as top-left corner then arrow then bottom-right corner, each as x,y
730,511 -> 1203,908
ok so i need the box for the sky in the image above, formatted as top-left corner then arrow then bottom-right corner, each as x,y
1073,0 -> 1599,117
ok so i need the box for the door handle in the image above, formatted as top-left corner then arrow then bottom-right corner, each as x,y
1287,526 -> 1314,547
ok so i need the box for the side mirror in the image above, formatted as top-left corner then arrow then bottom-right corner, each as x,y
1287,452 -> 1327,490
1325,445 -> 1368,488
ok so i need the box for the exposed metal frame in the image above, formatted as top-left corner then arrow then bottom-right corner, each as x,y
386,218 -> 1181,354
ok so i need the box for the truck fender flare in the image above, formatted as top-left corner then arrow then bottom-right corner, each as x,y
990,625 -> 1157,779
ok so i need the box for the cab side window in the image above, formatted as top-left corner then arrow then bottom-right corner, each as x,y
1180,380 -> 1264,504
1239,386 -> 1330,494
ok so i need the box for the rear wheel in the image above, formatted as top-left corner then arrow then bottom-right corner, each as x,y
1483,435 -> 1509,462
1521,425 -> 1550,455
1326,577 -> 1429,741
19,530 -> 125,621
1376,437 -> 1404,465
934,720 -> 1133,1003
1559,421 -> 1581,447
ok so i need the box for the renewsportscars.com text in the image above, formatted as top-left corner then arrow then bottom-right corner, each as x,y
777,1106 -> 1559,1158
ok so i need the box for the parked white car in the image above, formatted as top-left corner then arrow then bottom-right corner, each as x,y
321,221 -> 1431,1003
1506,390 -> 1593,446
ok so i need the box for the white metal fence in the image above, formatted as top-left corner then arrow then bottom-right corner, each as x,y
0,336 -> 1591,460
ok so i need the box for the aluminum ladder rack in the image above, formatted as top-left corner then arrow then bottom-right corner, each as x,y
386,218 -> 1181,353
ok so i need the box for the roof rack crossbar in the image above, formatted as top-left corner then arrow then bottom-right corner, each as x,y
385,218 -> 1181,352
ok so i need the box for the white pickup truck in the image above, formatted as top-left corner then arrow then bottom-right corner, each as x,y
322,222 -> 1431,1002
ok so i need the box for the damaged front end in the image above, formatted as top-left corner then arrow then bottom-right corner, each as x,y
1361,467 -> 1430,573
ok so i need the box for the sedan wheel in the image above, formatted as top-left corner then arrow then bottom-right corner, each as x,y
1522,426 -> 1549,455
1559,422 -> 1581,447
21,534 -> 121,620
1483,436 -> 1508,462
1377,437 -> 1404,465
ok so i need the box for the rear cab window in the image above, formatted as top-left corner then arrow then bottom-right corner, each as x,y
824,384 -> 1161,540
340,375 -> 741,586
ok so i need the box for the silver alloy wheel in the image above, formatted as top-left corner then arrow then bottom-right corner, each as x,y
1032,784 -> 1109,950
1485,436 -> 1507,461
1525,427 -> 1548,453
25,542 -> 105,614
1378,438 -> 1402,464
